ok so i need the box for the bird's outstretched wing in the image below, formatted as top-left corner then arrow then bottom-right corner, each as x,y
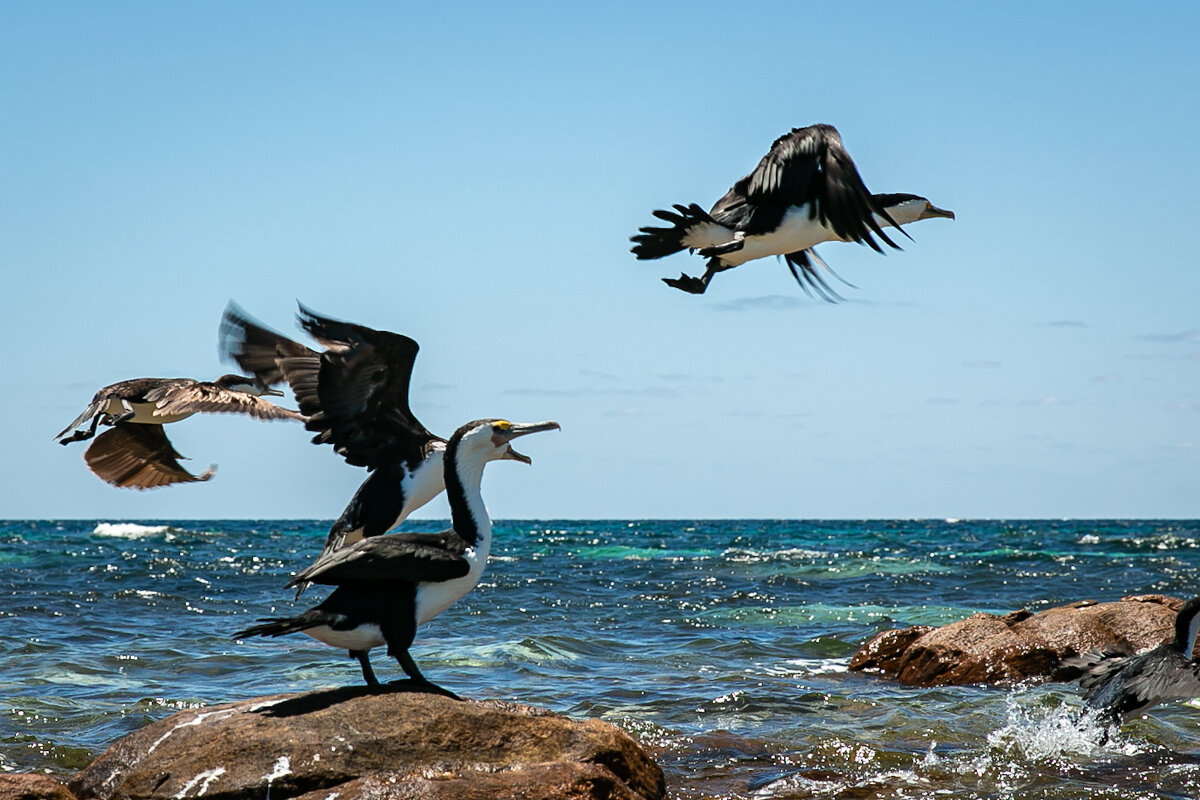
287,531 -> 471,587
83,424 -> 216,489
713,124 -> 903,252
147,380 -> 302,420
1118,650 -> 1200,706
1069,649 -> 1133,691
220,301 -> 320,388
287,303 -> 441,471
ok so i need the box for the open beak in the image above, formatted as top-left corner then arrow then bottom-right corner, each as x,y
923,204 -> 955,221
499,420 -> 561,464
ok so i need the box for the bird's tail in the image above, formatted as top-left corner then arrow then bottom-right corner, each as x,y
630,203 -> 719,260
233,615 -> 314,639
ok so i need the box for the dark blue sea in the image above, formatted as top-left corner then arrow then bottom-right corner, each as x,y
4,519 -> 1200,798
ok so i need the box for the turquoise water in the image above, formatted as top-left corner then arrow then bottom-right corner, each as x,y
3,519 -> 1200,799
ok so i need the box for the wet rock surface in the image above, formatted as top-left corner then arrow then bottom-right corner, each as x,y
850,594 -> 1183,686
69,685 -> 665,800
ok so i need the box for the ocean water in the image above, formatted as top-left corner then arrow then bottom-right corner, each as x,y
4,519 -> 1200,799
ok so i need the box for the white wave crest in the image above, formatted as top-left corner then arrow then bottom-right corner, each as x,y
93,522 -> 171,538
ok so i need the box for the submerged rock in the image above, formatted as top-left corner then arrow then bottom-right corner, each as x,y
69,685 -> 665,800
849,594 -> 1183,686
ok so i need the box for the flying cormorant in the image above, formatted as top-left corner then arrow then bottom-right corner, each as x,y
631,123 -> 954,299
55,375 -> 301,489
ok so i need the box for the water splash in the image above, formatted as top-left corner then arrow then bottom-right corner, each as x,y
986,690 -> 1142,761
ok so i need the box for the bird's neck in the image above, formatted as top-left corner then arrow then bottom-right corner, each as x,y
1175,602 -> 1200,659
444,444 -> 491,548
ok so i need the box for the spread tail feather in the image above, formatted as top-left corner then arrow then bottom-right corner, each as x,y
630,203 -> 716,260
234,613 -> 322,639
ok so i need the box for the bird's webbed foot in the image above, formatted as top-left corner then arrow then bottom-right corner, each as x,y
662,273 -> 710,294
59,430 -> 94,445
395,677 -> 462,700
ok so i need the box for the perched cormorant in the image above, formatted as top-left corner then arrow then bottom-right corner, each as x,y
1072,597 -> 1200,724
219,303 -> 449,583
233,418 -> 560,694
631,123 -> 954,299
55,375 -> 301,489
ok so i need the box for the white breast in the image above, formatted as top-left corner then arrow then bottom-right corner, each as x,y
302,622 -> 386,651
338,448 -> 448,549
413,541 -> 489,625
722,205 -> 838,266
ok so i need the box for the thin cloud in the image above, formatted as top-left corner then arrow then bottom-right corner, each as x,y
1091,373 -> 1121,383
1046,320 -> 1088,329
1136,327 -> 1200,343
658,372 -> 724,384
927,397 -> 960,405
961,359 -> 1001,369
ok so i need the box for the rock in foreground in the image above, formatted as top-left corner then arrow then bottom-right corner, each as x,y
849,594 -> 1183,686
70,686 -> 664,800
0,775 -> 75,800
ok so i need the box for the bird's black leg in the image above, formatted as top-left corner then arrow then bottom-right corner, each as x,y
108,411 -> 136,425
393,648 -> 461,700
59,415 -> 102,445
352,650 -> 380,686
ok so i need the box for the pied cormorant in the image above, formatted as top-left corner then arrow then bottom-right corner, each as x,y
233,418 -> 560,694
219,302 -> 450,593
631,123 -> 954,299
1072,596 -> 1200,724
55,375 -> 301,489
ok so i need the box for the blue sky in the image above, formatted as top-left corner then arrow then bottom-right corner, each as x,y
3,3 -> 1198,519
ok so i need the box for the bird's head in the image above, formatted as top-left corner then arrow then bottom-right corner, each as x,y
450,419 -> 561,467
874,193 -> 955,225
214,374 -> 284,397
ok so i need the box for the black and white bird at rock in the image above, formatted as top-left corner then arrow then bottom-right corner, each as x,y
220,302 -> 450,578
234,418 -> 560,694
631,123 -> 954,298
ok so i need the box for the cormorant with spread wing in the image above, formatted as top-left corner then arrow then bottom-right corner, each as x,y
234,418 -> 560,693
219,303 -> 449,581
631,123 -> 954,299
55,375 -> 301,489
1071,597 -> 1200,724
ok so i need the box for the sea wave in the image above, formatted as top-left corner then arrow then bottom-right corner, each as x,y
92,522 -> 171,538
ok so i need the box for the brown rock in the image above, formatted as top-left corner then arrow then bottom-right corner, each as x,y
0,777 -> 75,800
849,595 -> 1183,687
69,686 -> 664,800
0,776 -> 75,800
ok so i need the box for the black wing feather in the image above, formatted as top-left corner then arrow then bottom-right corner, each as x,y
713,124 -> 904,251
287,531 -> 471,587
219,301 -> 319,388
